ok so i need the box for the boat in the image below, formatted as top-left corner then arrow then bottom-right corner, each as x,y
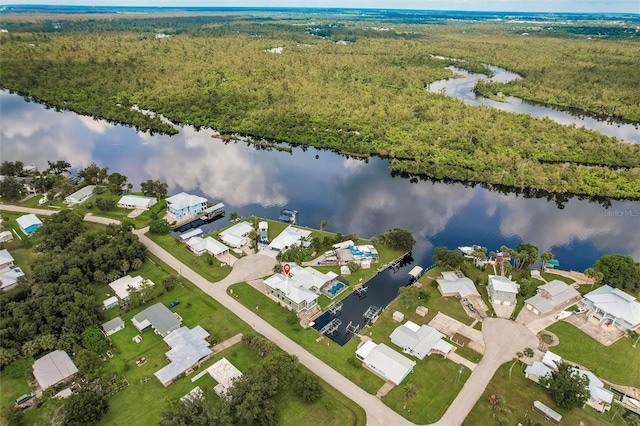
458,246 -> 474,256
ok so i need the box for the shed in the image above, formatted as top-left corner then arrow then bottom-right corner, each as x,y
103,296 -> 119,310
102,317 -> 125,337
416,306 -> 428,317
393,311 -> 405,322
532,400 -> 562,425
340,265 -> 351,276
408,266 -> 423,279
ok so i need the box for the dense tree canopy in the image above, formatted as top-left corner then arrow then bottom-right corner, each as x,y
0,176 -> 24,201
378,228 -> 416,252
432,246 -> 465,269
593,254 -> 640,292
539,362 -> 590,410
64,389 -> 109,426
0,161 -> 24,177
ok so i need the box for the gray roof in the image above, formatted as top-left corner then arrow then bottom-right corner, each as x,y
533,401 -> 562,422
363,343 -> 416,385
133,303 -> 181,336
154,326 -> 212,386
585,285 -> 640,327
525,280 -> 581,313
437,275 -> 480,297
525,361 -> 552,379
33,350 -> 78,390
102,317 -> 125,332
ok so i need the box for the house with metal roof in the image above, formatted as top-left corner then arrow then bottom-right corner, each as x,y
0,230 -> 13,243
525,280 -> 582,315
0,249 -> 25,291
488,275 -> 519,305
16,213 -> 42,235
437,271 -> 480,298
166,192 -> 208,221
132,303 -> 182,337
65,185 -> 96,204
186,236 -> 229,257
32,350 -> 78,390
118,194 -> 157,210
108,275 -> 154,301
207,358 -> 243,398
524,361 -> 553,383
584,285 -> 640,330
390,321 -> 454,360
356,342 -> 415,385
102,317 -> 125,337
154,326 -> 213,387
578,369 -> 614,412
532,401 -> 562,425
263,264 -> 338,312
541,350 -> 562,369
219,222 -> 253,248
269,225 -> 312,251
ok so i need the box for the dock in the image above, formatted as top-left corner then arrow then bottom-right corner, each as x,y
377,252 -> 410,273
326,301 -> 343,316
319,318 -> 341,336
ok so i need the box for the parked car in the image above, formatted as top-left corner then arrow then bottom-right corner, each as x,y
573,307 -> 587,314
168,300 -> 180,308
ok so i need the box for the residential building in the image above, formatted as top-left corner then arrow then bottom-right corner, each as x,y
154,326 -> 213,387
0,230 -> 13,243
186,236 -> 229,257
118,195 -> 157,210
355,342 -> 415,385
32,350 -> 78,390
524,361 -> 553,383
437,271 -> 480,298
102,296 -> 119,310
525,280 -> 581,315
65,185 -> 96,204
349,245 -> 379,263
108,275 -> 154,301
389,321 -> 454,359
0,249 -> 25,291
579,370 -> 614,412
269,225 -> 311,251
132,303 -> 182,337
263,264 -> 338,312
16,213 -> 42,235
166,192 -> 207,221
541,350 -> 562,369
219,222 -> 253,248
584,285 -> 640,330
488,275 -> 519,305
207,358 -> 243,398
102,317 -> 125,337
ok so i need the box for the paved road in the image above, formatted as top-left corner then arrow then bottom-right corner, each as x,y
1,204 -> 543,425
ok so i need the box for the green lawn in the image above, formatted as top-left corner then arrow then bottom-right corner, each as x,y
462,362 -> 625,426
546,321 -> 640,388
0,358 -> 34,408
541,271 -> 576,284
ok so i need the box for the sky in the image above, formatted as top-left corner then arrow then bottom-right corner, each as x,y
2,1 -> 639,14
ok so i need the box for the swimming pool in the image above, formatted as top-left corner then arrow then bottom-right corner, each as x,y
327,282 -> 344,295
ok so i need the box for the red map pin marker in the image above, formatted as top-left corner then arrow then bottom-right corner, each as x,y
283,263 -> 291,275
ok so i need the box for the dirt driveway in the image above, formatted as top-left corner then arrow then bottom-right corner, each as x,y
429,312 -> 485,354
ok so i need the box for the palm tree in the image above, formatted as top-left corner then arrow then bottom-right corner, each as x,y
320,219 -> 327,231
510,352 -> 523,377
540,252 -> 554,270
403,383 -> 415,409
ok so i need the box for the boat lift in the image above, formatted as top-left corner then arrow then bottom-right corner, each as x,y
319,318 -> 341,336
345,321 -> 360,335
326,301 -> 343,316
363,305 -> 382,323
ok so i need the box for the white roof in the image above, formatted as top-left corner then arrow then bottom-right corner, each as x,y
155,326 -> 212,386
103,296 -> 119,308
187,236 -> 229,256
577,370 -> 614,404
166,192 -> 207,210
363,343 -> 416,385
356,340 -> 378,359
437,274 -> 480,297
332,240 -> 355,250
264,264 -> 333,300
263,272 -> 319,305
0,249 -> 14,265
258,221 -> 268,230
489,275 -> 519,294
118,195 -> 156,208
0,265 -> 25,290
179,228 -> 203,240
0,230 -> 13,239
390,321 -> 451,359
525,361 -> 553,379
181,386 -> 203,404
108,275 -> 153,300
66,185 -> 96,202
16,214 -> 42,230
525,280 -> 581,313
207,358 -> 243,396
220,233 -> 247,248
585,285 -> 640,327
33,350 -> 78,390
541,350 -> 562,368
220,222 -> 253,238
269,226 -> 312,251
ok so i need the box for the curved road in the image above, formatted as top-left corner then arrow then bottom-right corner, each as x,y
1,204 -> 540,425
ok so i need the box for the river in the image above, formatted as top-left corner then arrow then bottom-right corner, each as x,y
427,64 -> 640,143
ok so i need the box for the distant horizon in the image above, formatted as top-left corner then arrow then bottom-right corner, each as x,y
1,1 -> 639,15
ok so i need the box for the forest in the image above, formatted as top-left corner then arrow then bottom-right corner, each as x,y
1,13 -> 639,199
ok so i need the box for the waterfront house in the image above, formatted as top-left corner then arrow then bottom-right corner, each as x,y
488,275 -> 519,305
219,222 -> 253,248
132,303 -> 182,337
389,321 -> 454,360
154,326 -> 213,387
355,342 -> 415,385
166,192 -> 208,221
32,350 -> 78,390
263,264 -> 338,311
437,271 -> 480,298
186,236 -> 229,257
65,185 -> 96,204
118,194 -> 157,210
269,225 -> 312,251
525,280 -> 581,315
16,213 -> 42,235
583,285 -> 640,331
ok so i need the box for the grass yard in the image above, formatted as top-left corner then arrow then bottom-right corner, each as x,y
462,362 -> 625,426
546,321 -> 640,388
147,232 -> 232,283
0,357 -> 34,408
541,271 -> 576,284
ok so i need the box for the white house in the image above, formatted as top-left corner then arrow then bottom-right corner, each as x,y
219,222 -> 253,248
488,275 -> 519,305
186,236 -> 229,257
269,226 -> 312,251
118,195 -> 157,210
389,321 -> 454,359
207,358 -> 243,398
0,230 -> 14,243
437,271 -> 480,298
356,342 -> 415,385
0,249 -> 25,291
166,192 -> 208,221
584,285 -> 640,331
154,326 -> 213,387
16,214 -> 43,235
33,350 -> 78,390
579,370 -> 614,412
102,296 -> 119,310
102,317 -> 125,337
65,185 -> 96,204
263,264 -> 338,311
108,275 -> 154,301
524,361 -> 553,383
525,280 -> 581,315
